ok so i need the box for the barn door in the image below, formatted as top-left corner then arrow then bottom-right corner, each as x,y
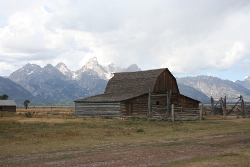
125,102 -> 133,116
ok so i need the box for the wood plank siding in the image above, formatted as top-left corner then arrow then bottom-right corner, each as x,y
75,102 -> 121,118
120,94 -> 149,116
0,106 -> 16,112
153,70 -> 179,94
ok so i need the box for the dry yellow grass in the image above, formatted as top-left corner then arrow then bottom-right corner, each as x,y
16,107 -> 75,115
0,111 -> 249,166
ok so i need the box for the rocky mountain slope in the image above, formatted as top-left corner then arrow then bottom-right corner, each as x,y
0,76 -> 35,104
9,64 -> 90,104
177,83 -> 210,103
9,63 -> 88,103
235,76 -> 250,90
177,76 -> 250,102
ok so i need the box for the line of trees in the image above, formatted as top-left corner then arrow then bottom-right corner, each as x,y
0,94 -> 8,100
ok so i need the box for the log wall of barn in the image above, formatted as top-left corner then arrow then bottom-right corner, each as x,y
75,102 -> 121,117
120,95 -> 149,116
121,95 -> 175,116
177,95 -> 199,108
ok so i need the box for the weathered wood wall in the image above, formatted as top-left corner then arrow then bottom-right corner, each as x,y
153,70 -> 199,109
75,102 -> 121,117
0,106 -> 16,112
120,93 -> 200,117
177,94 -> 200,108
153,70 -> 179,94
120,95 -> 149,116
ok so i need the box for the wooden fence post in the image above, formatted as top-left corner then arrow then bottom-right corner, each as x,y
200,103 -> 203,121
166,90 -> 172,116
241,98 -> 246,117
171,104 -> 174,122
148,90 -> 151,115
220,97 -> 226,119
224,96 -> 227,114
245,102 -> 247,118
166,91 -> 169,115
211,97 -> 214,116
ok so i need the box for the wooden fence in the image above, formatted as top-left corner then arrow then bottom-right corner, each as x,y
145,104 -> 202,121
210,96 -> 250,118
202,103 -> 250,118
171,104 -> 202,122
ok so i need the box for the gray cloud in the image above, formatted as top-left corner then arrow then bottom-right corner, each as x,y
0,0 -> 250,79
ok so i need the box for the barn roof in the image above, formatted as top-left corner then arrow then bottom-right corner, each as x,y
0,100 -> 17,106
75,68 -> 177,103
104,68 -> 167,94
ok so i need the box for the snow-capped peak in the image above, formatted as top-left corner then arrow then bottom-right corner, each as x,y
55,62 -> 73,79
55,62 -> 71,74
245,76 -> 250,81
87,56 -> 98,62
76,57 -> 108,80
84,57 -> 99,70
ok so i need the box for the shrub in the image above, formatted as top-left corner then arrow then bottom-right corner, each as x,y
141,116 -> 148,121
136,127 -> 144,133
25,112 -> 32,118
131,114 -> 139,121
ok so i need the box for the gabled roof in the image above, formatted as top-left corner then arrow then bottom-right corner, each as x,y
75,68 -> 177,103
105,68 -> 166,94
0,100 -> 17,106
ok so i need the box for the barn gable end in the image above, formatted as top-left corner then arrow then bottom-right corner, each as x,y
153,69 -> 179,94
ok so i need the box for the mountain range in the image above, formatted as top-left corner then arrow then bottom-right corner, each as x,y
3,57 -> 141,105
177,76 -> 250,103
1,57 -> 250,105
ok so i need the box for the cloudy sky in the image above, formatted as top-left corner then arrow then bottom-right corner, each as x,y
0,0 -> 250,81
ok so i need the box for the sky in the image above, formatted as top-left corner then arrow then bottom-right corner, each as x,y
0,0 -> 250,81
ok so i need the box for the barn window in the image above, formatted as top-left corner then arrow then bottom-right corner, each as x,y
156,101 -> 159,105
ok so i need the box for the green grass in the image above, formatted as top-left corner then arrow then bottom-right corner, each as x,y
0,112 -> 250,159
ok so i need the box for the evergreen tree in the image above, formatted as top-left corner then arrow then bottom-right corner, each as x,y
24,100 -> 30,109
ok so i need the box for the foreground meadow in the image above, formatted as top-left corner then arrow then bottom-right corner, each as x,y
0,110 -> 249,166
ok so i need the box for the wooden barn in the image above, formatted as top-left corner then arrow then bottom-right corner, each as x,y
0,100 -> 17,112
74,68 -> 200,118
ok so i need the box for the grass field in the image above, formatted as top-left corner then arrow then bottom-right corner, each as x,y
0,109 -> 250,166
16,106 -> 75,115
